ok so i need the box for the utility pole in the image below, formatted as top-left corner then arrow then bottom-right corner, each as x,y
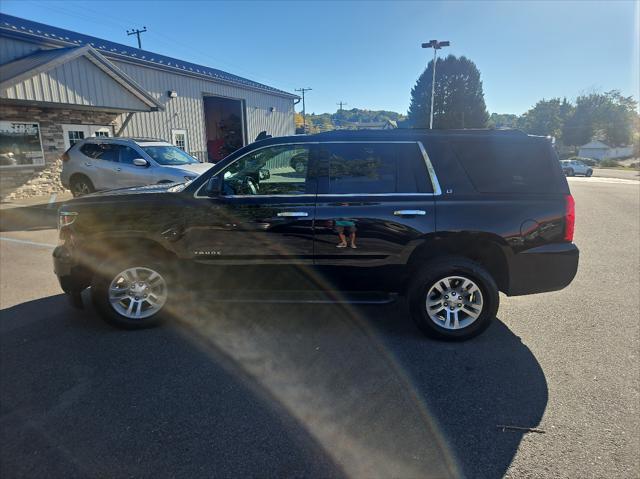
337,101 -> 348,111
127,27 -> 147,49
295,88 -> 312,131
421,39 -> 450,129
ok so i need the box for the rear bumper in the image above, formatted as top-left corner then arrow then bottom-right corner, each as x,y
506,242 -> 579,296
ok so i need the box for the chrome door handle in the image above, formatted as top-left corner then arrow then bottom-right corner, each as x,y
84,162 -> 92,167
394,210 -> 426,216
115,167 -> 122,171
277,211 -> 309,217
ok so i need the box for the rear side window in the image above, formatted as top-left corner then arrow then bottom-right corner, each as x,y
316,143 -> 432,194
80,143 -> 120,163
450,138 -> 558,193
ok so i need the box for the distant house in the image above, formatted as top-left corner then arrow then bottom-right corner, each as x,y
578,140 -> 633,160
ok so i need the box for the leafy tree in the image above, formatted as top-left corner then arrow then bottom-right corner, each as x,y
488,113 -> 519,129
297,108 -> 408,133
408,55 -> 489,129
562,91 -> 637,146
294,112 -> 305,134
518,98 -> 574,142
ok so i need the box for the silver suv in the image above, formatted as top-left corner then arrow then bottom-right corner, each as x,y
560,159 -> 593,177
61,137 -> 213,196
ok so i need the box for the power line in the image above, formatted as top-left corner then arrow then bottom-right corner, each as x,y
295,88 -> 312,130
127,26 -> 147,49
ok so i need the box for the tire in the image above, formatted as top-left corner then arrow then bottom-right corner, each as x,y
564,168 -> 574,177
408,257 -> 499,341
70,175 -> 95,197
586,169 -> 593,177
91,253 -> 172,330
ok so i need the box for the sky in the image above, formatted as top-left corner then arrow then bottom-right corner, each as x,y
2,0 -> 638,115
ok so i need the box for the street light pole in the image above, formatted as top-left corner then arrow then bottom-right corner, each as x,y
421,40 -> 450,129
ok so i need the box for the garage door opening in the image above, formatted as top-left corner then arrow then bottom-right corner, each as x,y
204,96 -> 246,162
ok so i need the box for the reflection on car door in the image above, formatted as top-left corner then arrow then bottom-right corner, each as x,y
180,144 -> 317,264
312,142 -> 436,267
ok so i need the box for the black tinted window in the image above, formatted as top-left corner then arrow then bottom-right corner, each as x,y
80,143 -> 120,162
80,143 -> 99,159
317,143 -> 432,194
451,138 -> 557,193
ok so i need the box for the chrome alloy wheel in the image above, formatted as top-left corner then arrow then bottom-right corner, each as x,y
425,276 -> 484,330
108,267 -> 167,319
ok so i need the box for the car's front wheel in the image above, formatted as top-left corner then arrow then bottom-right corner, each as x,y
91,254 -> 171,329
586,169 -> 593,177
564,168 -> 574,177
408,257 -> 499,340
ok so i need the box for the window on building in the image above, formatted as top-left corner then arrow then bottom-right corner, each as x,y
172,129 -> 187,151
0,121 -> 45,168
94,131 -> 110,138
67,130 -> 85,147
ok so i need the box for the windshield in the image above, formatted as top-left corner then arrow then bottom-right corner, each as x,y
141,145 -> 199,165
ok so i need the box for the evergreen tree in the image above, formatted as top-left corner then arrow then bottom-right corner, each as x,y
408,55 -> 489,129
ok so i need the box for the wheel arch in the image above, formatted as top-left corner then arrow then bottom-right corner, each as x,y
406,233 -> 511,293
77,234 -> 178,279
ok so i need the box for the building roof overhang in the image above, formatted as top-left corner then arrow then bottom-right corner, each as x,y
0,44 -> 163,111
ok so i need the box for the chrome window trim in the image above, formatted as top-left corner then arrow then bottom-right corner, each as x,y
417,141 -> 442,195
194,140 -> 442,198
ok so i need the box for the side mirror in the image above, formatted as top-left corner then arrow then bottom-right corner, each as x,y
205,175 -> 223,196
133,158 -> 149,167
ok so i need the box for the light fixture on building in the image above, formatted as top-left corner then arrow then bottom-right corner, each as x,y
167,90 -> 177,98
269,106 -> 275,112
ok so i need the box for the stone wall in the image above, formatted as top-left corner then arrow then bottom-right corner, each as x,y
0,105 -> 120,199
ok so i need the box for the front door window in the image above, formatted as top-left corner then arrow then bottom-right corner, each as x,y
219,145 -> 313,196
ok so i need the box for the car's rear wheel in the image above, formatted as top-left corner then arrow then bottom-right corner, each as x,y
586,169 -> 593,177
408,257 -> 499,340
70,175 -> 95,197
91,254 -> 171,329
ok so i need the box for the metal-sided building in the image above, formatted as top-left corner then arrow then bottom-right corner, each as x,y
0,14 -> 297,195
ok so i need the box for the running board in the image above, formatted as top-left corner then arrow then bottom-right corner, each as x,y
205,290 -> 399,305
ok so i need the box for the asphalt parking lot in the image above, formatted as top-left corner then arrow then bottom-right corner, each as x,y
1,175 -> 638,479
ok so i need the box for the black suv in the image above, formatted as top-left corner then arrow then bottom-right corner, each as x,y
54,129 -> 579,340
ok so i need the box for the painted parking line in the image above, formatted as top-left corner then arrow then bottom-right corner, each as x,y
0,237 -> 56,249
568,177 -> 639,185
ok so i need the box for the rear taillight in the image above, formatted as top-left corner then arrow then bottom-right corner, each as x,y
61,151 -> 70,162
564,194 -> 575,242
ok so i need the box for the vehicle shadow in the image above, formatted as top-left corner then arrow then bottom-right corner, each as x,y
1,291 -> 547,479
370,301 -> 548,478
0,202 -> 62,232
